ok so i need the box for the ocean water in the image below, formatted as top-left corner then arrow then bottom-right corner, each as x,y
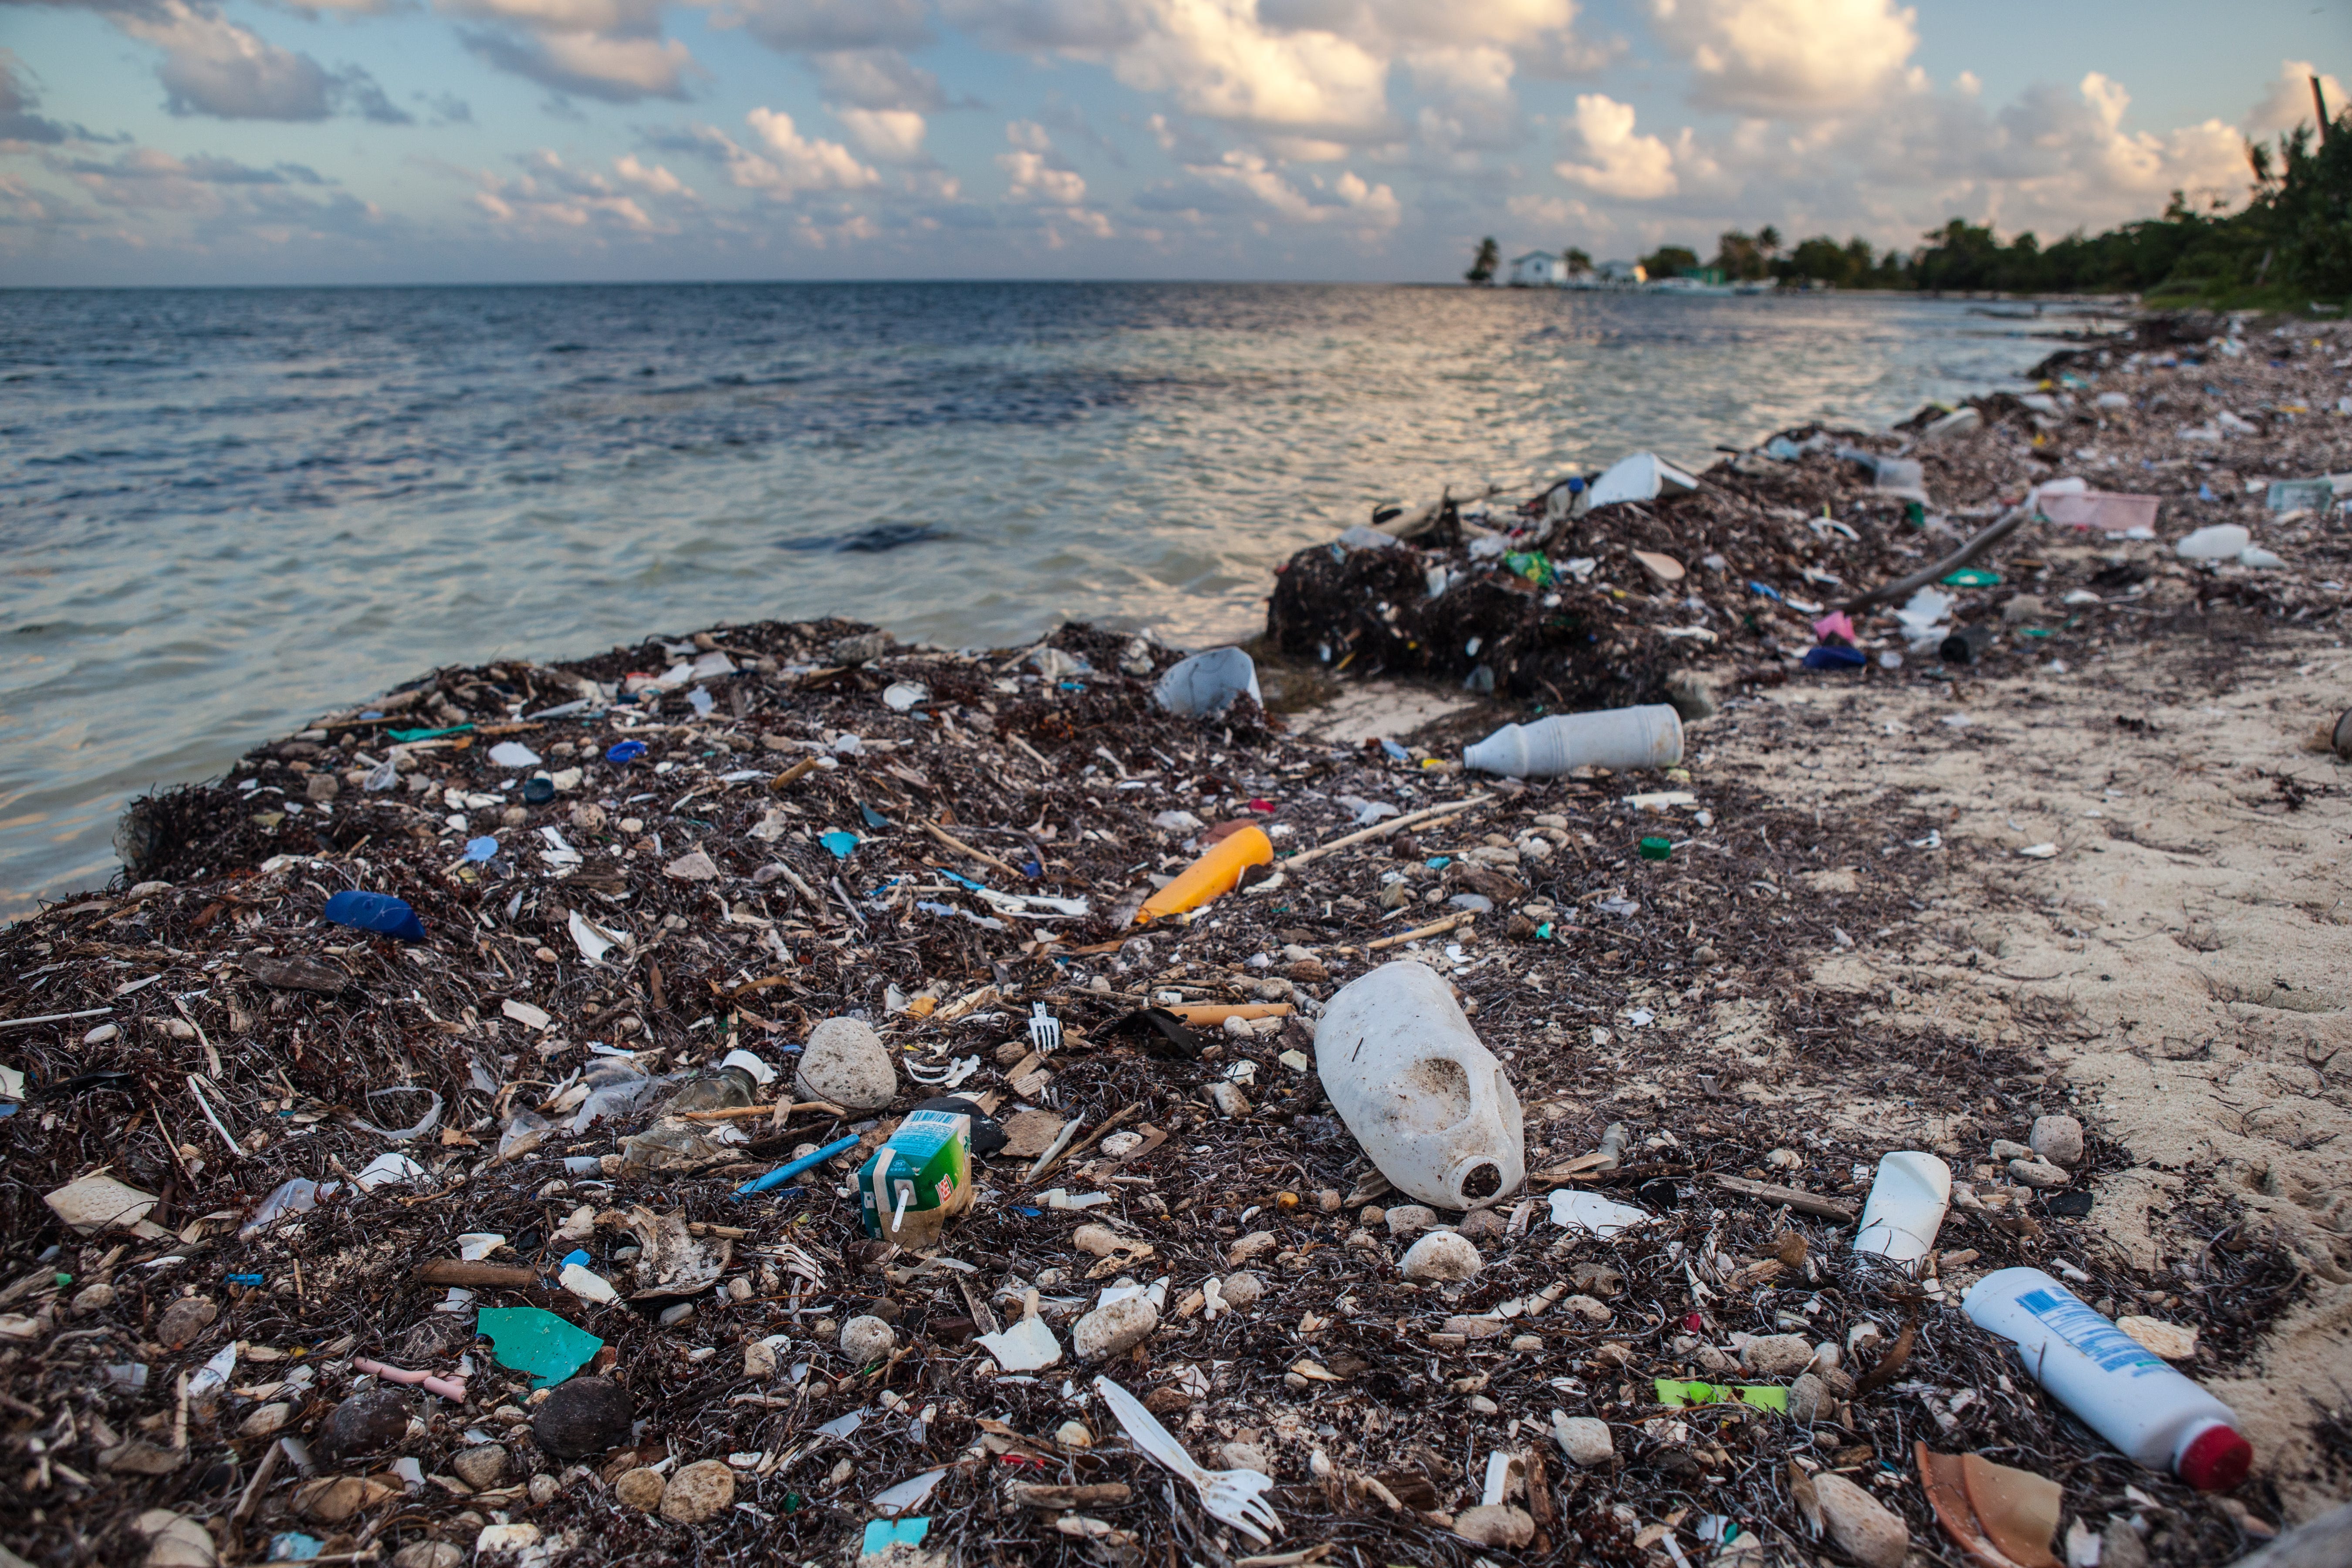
0,281 -> 2071,912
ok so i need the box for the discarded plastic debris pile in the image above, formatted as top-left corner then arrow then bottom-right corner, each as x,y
1268,311 -> 2352,704
5,314 -> 2343,1568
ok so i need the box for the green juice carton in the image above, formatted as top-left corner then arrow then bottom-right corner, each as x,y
856,1108 -> 973,1246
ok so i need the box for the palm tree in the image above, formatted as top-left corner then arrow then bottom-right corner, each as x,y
1758,224 -> 1782,261
1466,237 -> 1500,285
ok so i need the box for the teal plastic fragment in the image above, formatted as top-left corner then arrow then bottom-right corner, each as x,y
862,1519 -> 931,1555
821,831 -> 861,858
475,1307 -> 604,1389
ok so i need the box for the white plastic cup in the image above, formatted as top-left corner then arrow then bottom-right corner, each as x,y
1462,705 -> 1683,778
1155,648 -> 1263,717
1314,960 -> 1525,1208
1851,1151 -> 1950,1264
1965,1267 -> 2252,1491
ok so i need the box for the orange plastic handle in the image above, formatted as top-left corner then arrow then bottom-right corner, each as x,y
1137,825 -> 1274,922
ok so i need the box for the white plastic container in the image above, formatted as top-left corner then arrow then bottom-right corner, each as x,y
2175,524 -> 2251,561
1155,648 -> 1262,717
1851,1151 -> 1950,1264
1314,960 -> 1524,1208
1964,1268 -> 2252,1492
1462,705 -> 1683,778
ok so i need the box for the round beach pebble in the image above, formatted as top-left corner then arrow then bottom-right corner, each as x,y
1740,1333 -> 1814,1375
156,1295 -> 217,1348
840,1315 -> 896,1364
1384,1205 -> 1437,1238
614,1467 -> 667,1512
1399,1232 -> 1482,1282
452,1445 -> 509,1490
794,1017 -> 896,1111
1074,1296 -> 1159,1360
2030,1114 -> 2085,1168
1218,1271 -> 1265,1310
72,1282 -> 116,1315
2008,1157 -> 2070,1190
530,1377 -> 634,1459
1551,1415 -> 1614,1467
1453,1207 -> 1507,1243
659,1459 -> 736,1525
1453,1504 -> 1534,1549
322,1388 -> 413,1458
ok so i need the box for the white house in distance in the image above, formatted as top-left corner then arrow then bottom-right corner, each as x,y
1595,259 -> 1646,286
1507,250 -> 1567,287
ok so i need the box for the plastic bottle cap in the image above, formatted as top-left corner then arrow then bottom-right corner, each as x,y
2176,1423 -> 2252,1492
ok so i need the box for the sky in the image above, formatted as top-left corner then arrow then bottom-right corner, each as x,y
0,0 -> 2343,284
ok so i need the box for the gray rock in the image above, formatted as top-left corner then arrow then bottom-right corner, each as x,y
1510,1334 -> 1544,1352
1990,1139 -> 2034,1161
2001,594 -> 2049,626
830,632 -> 890,666
795,1017 -> 896,1111
659,1459 -> 735,1525
1073,1296 -> 1159,1359
1562,1294 -> 1612,1324
1439,1315 -> 1506,1339
743,1341 -> 779,1379
1384,1205 -> 1437,1238
1454,1208 -> 1507,1242
2031,1114 -> 2085,1168
1811,1471 -> 1909,1568
452,1445 -> 509,1490
392,1547 -> 463,1568
2008,1157 -> 2070,1189
1739,1333 -> 1815,1375
1218,1442 -> 1273,1474
1789,1372 -> 1833,1423
1551,1414 -> 1614,1467
1665,672 -> 1719,722
1571,1262 -> 1624,1298
1399,1232 -> 1482,1282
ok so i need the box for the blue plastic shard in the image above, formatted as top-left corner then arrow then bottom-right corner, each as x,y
321,890 -> 427,943
474,1307 -> 603,1389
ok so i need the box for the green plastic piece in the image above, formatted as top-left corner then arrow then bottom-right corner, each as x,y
386,723 -> 475,743
1638,836 -> 1673,862
1654,1379 -> 1790,1412
1504,552 -> 1557,587
476,1307 -> 604,1389
1941,568 -> 2000,588
2019,627 -> 2052,638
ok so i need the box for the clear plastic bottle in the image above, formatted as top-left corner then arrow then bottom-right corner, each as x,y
1963,1267 -> 2251,1491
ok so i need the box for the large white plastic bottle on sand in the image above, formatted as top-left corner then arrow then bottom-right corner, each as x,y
1155,648 -> 1262,717
1463,705 -> 1683,778
1314,960 -> 1524,1208
1851,1151 -> 1951,1264
1964,1267 -> 2252,1492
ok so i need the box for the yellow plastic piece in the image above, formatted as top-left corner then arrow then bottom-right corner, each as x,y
1137,826 -> 1273,923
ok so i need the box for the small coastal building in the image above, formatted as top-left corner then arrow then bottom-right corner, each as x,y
1595,259 -> 1646,287
1507,250 -> 1566,287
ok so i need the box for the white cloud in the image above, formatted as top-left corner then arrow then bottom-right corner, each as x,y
2245,60 -> 2344,138
1552,93 -> 1675,198
1647,0 -> 1916,117
72,0 -> 409,122
999,148 -> 1088,203
740,108 -> 881,194
1109,0 -> 1392,133
808,49 -> 947,110
442,0 -> 696,101
714,0 -> 930,51
836,107 -> 927,160
1140,147 -> 1399,231
614,152 -> 692,196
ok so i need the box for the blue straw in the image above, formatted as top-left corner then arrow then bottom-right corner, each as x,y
733,1133 -> 860,1200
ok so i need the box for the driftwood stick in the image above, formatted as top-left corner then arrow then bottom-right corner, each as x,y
1843,505 -> 2032,614
1713,1173 -> 1857,1223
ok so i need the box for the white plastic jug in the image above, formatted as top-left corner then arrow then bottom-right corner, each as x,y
2174,524 -> 2251,561
1462,705 -> 1683,778
1851,1151 -> 1950,1264
1314,960 -> 1524,1208
1155,648 -> 1263,717
1965,1268 -> 2252,1491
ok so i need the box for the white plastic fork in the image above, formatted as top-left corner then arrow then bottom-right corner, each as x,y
1094,1374 -> 1282,1546
1027,1002 -> 1063,1055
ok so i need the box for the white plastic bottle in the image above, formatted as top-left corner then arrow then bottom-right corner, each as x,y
1851,1151 -> 1951,1264
1461,704 -> 1683,778
1964,1268 -> 2252,1492
1313,960 -> 1524,1208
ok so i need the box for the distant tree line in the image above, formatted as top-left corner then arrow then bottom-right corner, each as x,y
1469,97 -> 2350,302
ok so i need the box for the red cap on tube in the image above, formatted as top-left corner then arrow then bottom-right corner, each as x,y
2177,1423 -> 2253,1492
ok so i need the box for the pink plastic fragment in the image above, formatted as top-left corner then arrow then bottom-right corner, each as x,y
354,1355 -> 468,1400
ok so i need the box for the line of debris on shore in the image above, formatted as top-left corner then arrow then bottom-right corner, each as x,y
3,309 -> 2347,1568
